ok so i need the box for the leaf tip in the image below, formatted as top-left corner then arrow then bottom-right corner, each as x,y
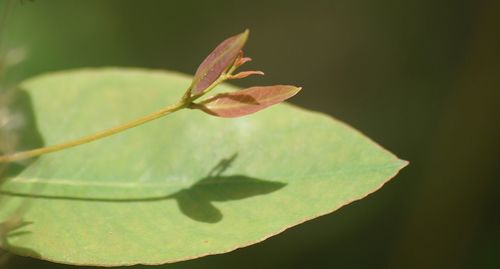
399,159 -> 410,169
235,29 -> 250,46
289,86 -> 302,97
242,28 -> 250,39
235,29 -> 250,50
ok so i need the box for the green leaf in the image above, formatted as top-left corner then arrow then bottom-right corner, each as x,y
0,68 -> 407,266
190,30 -> 249,95
192,85 -> 301,118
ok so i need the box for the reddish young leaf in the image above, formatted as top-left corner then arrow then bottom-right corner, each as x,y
229,70 -> 265,80
190,30 -> 249,95
234,56 -> 252,67
232,51 -> 253,68
191,85 -> 302,118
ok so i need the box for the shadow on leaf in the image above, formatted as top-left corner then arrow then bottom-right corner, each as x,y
0,88 -> 44,262
0,152 -> 286,224
169,174 -> 285,223
0,87 -> 45,179
167,153 -> 286,223
0,217 -> 40,261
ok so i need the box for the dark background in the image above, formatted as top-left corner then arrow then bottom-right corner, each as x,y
1,0 -> 499,268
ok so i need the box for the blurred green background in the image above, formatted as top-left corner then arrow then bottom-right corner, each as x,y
0,0 -> 499,268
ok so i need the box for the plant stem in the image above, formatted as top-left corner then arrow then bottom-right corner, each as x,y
0,59 -> 235,163
0,101 -> 187,163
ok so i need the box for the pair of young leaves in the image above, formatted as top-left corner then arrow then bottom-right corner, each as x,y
186,29 -> 301,118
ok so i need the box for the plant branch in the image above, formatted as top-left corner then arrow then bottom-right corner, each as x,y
0,71 -> 234,163
0,100 -> 186,163
0,29 -> 252,163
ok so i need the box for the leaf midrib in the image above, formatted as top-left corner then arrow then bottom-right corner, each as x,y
6,162 -> 403,188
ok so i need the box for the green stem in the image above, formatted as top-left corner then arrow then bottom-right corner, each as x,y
0,62 -> 234,163
0,100 -> 187,163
